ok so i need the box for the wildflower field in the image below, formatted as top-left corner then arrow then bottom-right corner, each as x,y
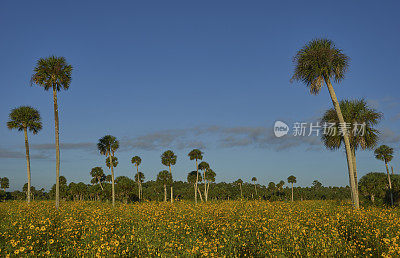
0,201 -> 399,257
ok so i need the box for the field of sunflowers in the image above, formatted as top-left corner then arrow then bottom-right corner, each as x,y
0,200 -> 399,257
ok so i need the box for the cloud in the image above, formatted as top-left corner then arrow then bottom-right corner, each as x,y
31,142 -> 95,151
0,148 -> 48,159
380,128 -> 400,145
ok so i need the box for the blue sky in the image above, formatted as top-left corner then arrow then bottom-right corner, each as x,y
1,0 -> 399,191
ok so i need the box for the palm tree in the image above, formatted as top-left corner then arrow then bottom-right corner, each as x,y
97,135 -> 119,206
131,156 -> 142,199
287,175 -> 297,202
188,149 -> 203,204
374,145 -> 394,206
157,170 -> 172,202
204,168 -> 216,201
134,172 -> 145,201
198,161 -> 209,202
0,177 -> 9,192
90,167 -> 106,190
234,179 -> 243,199
31,56 -> 73,209
161,150 -> 177,203
291,39 -> 359,208
321,99 -> 382,202
187,171 -> 202,201
7,106 -> 42,204
251,177 -> 258,197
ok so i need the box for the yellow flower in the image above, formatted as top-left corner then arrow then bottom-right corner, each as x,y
49,239 -> 54,244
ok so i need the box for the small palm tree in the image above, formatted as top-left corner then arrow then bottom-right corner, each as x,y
0,177 -> 9,192
157,170 -> 172,202
321,99 -> 382,199
97,135 -> 119,206
287,175 -> 297,202
198,161 -> 209,202
134,172 -> 145,201
187,171 -> 202,201
161,150 -> 177,203
234,179 -> 244,199
374,145 -> 394,206
7,106 -> 42,204
31,56 -> 72,209
204,168 -> 216,201
188,149 -> 203,204
90,167 -> 106,190
251,177 -> 258,197
291,39 -> 359,209
131,156 -> 142,199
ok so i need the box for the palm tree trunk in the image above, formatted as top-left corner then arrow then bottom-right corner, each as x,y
164,184 -> 167,202
52,87 -> 61,210
109,154 -> 115,207
325,79 -> 359,209
195,159 -> 198,204
23,128 -> 31,204
352,149 -> 359,192
203,171 -> 207,202
385,162 -> 393,206
98,178 -> 104,191
239,184 -> 243,198
169,165 -> 173,203
254,183 -> 257,197
291,183 -> 294,202
197,186 -> 203,201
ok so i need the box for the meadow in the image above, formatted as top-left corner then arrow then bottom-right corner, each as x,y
1,200 -> 400,257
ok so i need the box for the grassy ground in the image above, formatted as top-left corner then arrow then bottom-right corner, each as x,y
0,200 -> 399,257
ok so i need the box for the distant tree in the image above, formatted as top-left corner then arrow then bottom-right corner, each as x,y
115,176 -> 135,204
277,180 -> 285,190
267,182 -> 276,192
7,106 -> 42,204
204,168 -> 216,201
131,156 -> 142,200
359,172 -> 387,203
234,179 -> 244,199
188,149 -> 203,204
31,56 -> 73,209
312,180 -> 323,188
134,172 -> 145,201
1,177 -> 10,192
90,167 -> 106,190
287,175 -> 297,202
375,145 -> 394,205
252,177 -> 258,197
291,39 -> 359,209
157,170 -> 172,202
98,135 -> 119,207
161,150 -> 177,203
198,161 -> 210,202
187,171 -> 202,201
321,99 -> 382,202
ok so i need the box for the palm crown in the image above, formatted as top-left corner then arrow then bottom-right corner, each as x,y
97,135 -> 119,156
374,145 -> 394,163
188,149 -> 203,161
198,161 -> 209,171
321,99 -> 382,151
187,171 -> 202,184
31,56 -> 73,91
131,156 -> 141,167
157,170 -> 172,185
291,38 -> 349,94
7,106 -> 42,134
135,172 -> 145,183
161,150 -> 177,167
287,175 -> 297,184
106,156 -> 118,168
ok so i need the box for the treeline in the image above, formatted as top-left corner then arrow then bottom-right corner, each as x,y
1,177 -> 351,202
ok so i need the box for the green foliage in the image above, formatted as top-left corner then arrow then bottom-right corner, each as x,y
131,156 -> 141,167
188,149 -> 203,161
157,170 -> 173,186
187,171 -> 201,184
7,106 -> 42,134
106,156 -> 118,168
291,38 -> 349,94
0,177 -> 9,191
31,56 -> 73,91
97,135 -> 119,156
161,150 -> 177,167
134,172 -> 145,183
287,175 -> 297,184
374,145 -> 394,163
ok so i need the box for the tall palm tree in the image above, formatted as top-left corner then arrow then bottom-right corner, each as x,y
188,149 -> 203,204
321,99 -> 382,200
198,161 -> 209,201
134,172 -> 145,201
374,145 -> 394,206
31,56 -> 73,209
251,177 -> 258,197
157,170 -> 172,202
90,167 -> 106,190
131,156 -> 142,199
7,106 -> 42,204
161,150 -> 177,203
287,175 -> 297,202
97,135 -> 119,206
291,39 -> 359,208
